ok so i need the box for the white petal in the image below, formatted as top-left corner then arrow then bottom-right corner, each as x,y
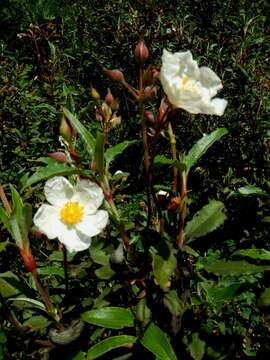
44,177 -> 73,206
33,204 -> 66,239
210,98 -> 228,116
77,210 -> 109,237
74,180 -> 104,214
58,228 -> 92,252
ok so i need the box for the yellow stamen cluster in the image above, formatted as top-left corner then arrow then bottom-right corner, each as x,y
60,201 -> 84,225
181,74 -> 198,93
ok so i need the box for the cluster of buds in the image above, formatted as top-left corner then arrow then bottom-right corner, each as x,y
92,87 -> 121,132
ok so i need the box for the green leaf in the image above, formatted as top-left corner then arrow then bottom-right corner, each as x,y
204,260 -> 270,276
95,265 -> 115,280
90,247 -> 110,266
233,248 -> 270,261
258,288 -> 270,307
187,333 -> 206,360
38,266 -> 65,278
153,155 -> 186,172
0,241 -> 9,252
94,132 -> 105,177
185,128 -> 228,172
23,160 -> 79,189
82,307 -> 134,329
237,185 -> 266,196
136,298 -> 151,325
141,323 -> 177,360
63,107 -> 96,156
23,315 -> 51,331
8,297 -> 46,311
0,272 -> 22,298
0,205 -> 11,233
152,246 -> 176,291
105,140 -> 137,166
185,200 -> 227,243
87,335 -> 137,359
164,290 -> 185,316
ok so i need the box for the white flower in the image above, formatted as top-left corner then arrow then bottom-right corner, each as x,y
33,176 -> 109,252
160,49 -> 228,115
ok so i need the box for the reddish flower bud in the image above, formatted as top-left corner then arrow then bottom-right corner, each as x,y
103,67 -> 125,83
167,196 -> 181,211
48,152 -> 68,163
144,111 -> 155,125
110,99 -> 120,111
135,39 -> 149,65
105,88 -> 114,105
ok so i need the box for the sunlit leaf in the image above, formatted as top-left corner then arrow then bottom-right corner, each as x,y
82,307 -> 134,329
233,248 -> 270,261
237,185 -> 266,196
87,335 -> 137,359
185,128 -> 228,172
141,323 -> 177,360
185,200 -> 227,243
23,160 -> 80,189
63,107 -> 96,156
105,140 -> 137,166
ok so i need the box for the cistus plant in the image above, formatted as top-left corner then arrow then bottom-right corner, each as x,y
1,38 -> 270,359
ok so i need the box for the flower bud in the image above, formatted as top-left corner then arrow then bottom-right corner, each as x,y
105,88 -> 114,105
90,86 -> 100,101
110,99 -> 120,111
144,111 -> 155,125
59,115 -> 73,142
48,152 -> 68,163
103,67 -> 125,83
167,196 -> 181,211
135,39 -> 149,65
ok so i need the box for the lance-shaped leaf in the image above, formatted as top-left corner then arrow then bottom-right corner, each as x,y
104,140 -> 137,167
82,307 -> 134,329
23,159 -> 80,189
185,200 -> 227,243
87,335 -> 137,359
185,128 -> 228,173
9,186 -> 31,249
204,260 -> 270,276
233,248 -> 270,261
63,107 -> 95,156
94,132 -> 105,177
141,323 -> 177,360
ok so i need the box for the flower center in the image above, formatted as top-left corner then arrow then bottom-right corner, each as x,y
180,74 -> 198,93
60,201 -> 84,225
